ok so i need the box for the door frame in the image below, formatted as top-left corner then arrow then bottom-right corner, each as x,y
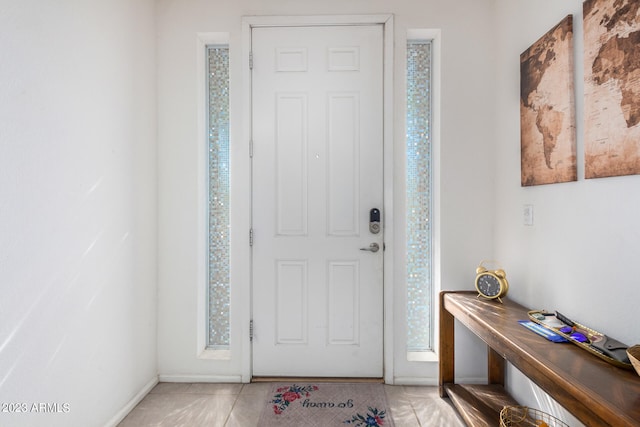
241,14 -> 395,383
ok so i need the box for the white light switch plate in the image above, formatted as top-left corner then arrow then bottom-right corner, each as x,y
523,204 -> 533,226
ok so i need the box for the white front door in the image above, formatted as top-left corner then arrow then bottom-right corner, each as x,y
251,24 -> 384,377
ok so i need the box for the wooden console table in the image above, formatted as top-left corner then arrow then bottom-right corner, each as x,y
439,291 -> 640,426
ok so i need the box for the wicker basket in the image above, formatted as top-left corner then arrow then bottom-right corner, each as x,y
500,406 -> 569,427
628,345 -> 640,377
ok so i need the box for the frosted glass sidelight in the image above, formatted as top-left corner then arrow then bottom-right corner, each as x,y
406,41 -> 432,352
207,46 -> 230,349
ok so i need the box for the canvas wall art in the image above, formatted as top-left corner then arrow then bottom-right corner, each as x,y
584,0 -> 640,179
520,15 -> 577,186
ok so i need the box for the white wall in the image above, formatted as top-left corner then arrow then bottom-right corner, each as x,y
156,0 -> 497,383
0,1 -> 158,426
494,1 -> 640,425
4,0 -> 625,423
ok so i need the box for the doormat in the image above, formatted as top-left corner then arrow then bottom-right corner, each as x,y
257,383 -> 395,427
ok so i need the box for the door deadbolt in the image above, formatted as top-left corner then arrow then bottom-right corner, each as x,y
369,208 -> 381,234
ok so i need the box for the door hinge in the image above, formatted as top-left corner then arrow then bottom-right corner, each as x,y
249,228 -> 254,246
249,319 -> 254,341
249,139 -> 254,158
249,51 -> 254,70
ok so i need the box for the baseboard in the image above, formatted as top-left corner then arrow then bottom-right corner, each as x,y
104,375 -> 158,427
157,374 -> 243,383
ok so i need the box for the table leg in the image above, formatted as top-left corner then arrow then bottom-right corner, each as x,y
439,292 -> 455,397
488,346 -> 505,386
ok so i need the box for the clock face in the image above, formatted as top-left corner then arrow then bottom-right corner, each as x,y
477,273 -> 501,297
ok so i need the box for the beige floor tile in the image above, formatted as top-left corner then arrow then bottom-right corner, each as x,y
118,393 -> 236,427
225,394 -> 266,427
239,382 -> 272,396
150,382 -> 193,394
384,384 -> 409,400
402,385 -> 441,398
187,382 -> 243,395
386,402 -> 420,427
119,382 -> 464,426
409,392 -> 465,427
384,385 -> 424,427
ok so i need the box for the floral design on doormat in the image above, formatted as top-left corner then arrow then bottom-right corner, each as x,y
344,407 -> 387,426
271,384 -> 319,415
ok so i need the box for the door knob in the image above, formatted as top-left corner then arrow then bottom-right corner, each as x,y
360,243 -> 380,253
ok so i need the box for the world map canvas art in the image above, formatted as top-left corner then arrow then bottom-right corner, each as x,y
520,15 -> 577,186
584,0 -> 640,179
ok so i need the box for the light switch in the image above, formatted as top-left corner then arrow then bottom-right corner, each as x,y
523,204 -> 533,226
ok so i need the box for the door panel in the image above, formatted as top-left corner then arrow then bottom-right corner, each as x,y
275,93 -> 308,236
251,24 -> 383,377
327,92 -> 359,236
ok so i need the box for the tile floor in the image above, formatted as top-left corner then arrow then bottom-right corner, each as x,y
118,382 -> 465,426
